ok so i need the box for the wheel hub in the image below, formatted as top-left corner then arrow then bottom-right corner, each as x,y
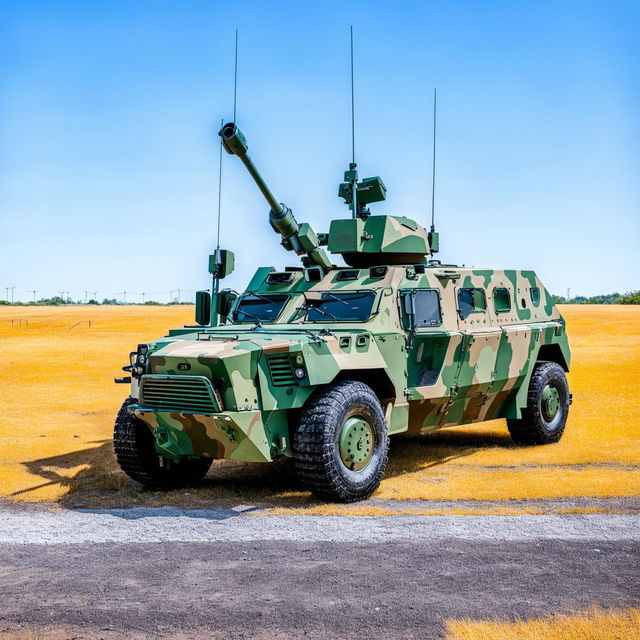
339,417 -> 374,472
541,384 -> 560,420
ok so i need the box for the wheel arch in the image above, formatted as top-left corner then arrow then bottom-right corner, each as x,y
331,368 -> 396,404
536,343 -> 569,372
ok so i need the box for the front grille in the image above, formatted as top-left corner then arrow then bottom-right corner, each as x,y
266,353 -> 296,386
139,375 -> 222,414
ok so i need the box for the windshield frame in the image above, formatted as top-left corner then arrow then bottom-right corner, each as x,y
231,292 -> 291,324
297,289 -> 380,324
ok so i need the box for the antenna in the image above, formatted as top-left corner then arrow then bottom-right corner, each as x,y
345,26 -> 359,219
216,118 -> 224,253
428,88 -> 440,255
350,25 -> 356,166
430,88 -> 437,232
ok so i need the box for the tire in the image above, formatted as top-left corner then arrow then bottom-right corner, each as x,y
507,362 -> 570,445
113,398 -> 212,488
293,381 -> 389,502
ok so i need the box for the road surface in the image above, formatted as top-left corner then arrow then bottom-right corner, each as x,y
0,504 -> 638,639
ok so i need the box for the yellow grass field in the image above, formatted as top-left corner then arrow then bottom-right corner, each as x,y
0,304 -> 638,510
444,607 -> 640,640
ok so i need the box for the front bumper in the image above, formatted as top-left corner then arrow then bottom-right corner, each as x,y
129,406 -> 274,463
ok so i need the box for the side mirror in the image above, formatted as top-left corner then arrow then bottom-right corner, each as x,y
217,289 -> 238,323
195,290 -> 211,326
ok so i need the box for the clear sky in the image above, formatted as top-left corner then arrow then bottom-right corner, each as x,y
1,0 -> 638,303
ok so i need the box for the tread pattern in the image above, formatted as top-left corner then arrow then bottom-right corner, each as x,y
293,381 -> 389,503
113,397 -> 212,488
507,362 -> 569,445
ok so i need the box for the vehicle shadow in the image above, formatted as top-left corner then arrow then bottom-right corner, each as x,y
9,424 -> 516,512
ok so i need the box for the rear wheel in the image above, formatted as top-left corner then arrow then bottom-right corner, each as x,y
113,398 -> 212,488
293,381 -> 389,502
507,362 -> 570,445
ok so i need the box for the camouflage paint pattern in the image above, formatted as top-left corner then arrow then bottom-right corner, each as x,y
328,215 -> 431,264
126,262 -> 569,463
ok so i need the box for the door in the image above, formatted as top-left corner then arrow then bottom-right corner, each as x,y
402,289 -> 465,433
440,286 -> 502,426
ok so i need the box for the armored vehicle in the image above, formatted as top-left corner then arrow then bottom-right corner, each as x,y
113,122 -> 571,502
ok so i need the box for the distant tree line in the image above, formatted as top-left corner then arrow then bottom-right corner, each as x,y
551,291 -> 639,305
0,297 -> 194,306
1,291 -> 638,306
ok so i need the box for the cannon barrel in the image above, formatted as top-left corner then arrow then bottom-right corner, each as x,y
219,123 -> 284,216
218,122 -> 331,271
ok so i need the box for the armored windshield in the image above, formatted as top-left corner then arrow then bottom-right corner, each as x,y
232,293 -> 289,323
303,291 -> 377,322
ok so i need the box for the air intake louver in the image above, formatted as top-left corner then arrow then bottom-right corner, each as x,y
266,353 -> 296,386
139,375 -> 222,414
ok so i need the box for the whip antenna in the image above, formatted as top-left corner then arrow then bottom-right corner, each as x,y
350,25 -> 356,166
428,88 -> 440,255
344,26 -> 359,219
216,117 -> 223,252
430,88 -> 437,231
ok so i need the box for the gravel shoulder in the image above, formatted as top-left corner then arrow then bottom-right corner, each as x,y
1,503 -> 639,544
1,504 -> 637,639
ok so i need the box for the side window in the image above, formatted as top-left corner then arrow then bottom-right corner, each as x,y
401,289 -> 442,328
493,287 -> 511,313
530,287 -> 541,307
458,288 -> 487,320
414,290 -> 442,327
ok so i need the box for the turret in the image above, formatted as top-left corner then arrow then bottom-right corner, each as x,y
220,122 -> 438,269
219,123 -> 332,271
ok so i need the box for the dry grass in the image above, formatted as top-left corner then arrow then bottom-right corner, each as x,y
0,304 -> 638,510
445,607 -> 640,640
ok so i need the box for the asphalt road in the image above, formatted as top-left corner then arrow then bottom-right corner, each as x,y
0,506 -> 638,639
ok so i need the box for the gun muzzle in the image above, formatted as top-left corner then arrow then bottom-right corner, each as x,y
219,123 -> 248,157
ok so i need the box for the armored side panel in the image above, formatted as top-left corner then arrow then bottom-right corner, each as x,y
328,215 -> 431,267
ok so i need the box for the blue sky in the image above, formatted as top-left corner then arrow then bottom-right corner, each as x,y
1,0 -> 638,302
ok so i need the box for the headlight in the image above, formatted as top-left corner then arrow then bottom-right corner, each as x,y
294,366 -> 306,380
135,344 -> 149,375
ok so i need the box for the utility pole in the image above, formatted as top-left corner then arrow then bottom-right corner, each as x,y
4,287 -> 7,302
9,286 -> 14,304
141,292 -> 146,303
84,290 -> 89,303
91,291 -> 98,302
177,288 -> 181,303
566,287 -> 571,301
28,290 -> 37,303
58,290 -> 65,302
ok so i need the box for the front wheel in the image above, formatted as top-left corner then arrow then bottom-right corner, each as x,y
293,381 -> 389,503
113,398 -> 213,488
507,362 -> 570,445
